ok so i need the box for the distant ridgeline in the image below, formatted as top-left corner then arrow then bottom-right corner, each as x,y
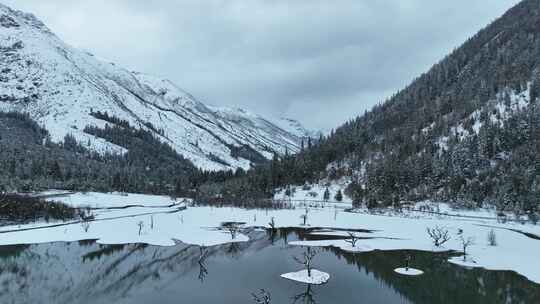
197,0 -> 540,215
0,111 -> 208,195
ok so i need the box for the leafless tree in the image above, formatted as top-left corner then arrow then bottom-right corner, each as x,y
79,209 -> 93,232
81,220 -> 90,233
222,222 -> 242,240
268,217 -> 276,231
137,221 -> 144,235
460,235 -> 475,261
300,208 -> 309,226
294,247 -> 318,277
404,254 -> 412,271
79,208 -> 95,221
344,232 -> 360,247
426,226 -> 451,247
487,229 -> 497,246
252,289 -> 271,304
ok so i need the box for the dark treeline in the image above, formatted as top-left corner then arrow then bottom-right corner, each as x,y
0,193 -> 75,223
0,111 -> 207,195
196,0 -> 540,217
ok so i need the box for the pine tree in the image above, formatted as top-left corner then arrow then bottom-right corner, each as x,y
334,189 -> 343,202
323,187 -> 330,201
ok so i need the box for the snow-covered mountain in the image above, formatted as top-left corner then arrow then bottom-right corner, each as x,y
0,3 -> 315,171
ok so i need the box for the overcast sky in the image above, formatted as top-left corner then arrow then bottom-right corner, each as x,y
4,0 -> 520,130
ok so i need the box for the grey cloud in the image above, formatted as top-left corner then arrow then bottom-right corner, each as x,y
3,0 -> 520,130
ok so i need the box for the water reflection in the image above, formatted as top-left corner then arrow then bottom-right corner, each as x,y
291,284 -> 317,304
0,229 -> 537,304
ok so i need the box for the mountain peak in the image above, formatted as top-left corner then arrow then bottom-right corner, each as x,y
0,2 -> 309,171
0,3 -> 50,33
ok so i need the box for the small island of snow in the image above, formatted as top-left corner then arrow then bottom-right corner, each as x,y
394,268 -> 424,276
280,269 -> 330,285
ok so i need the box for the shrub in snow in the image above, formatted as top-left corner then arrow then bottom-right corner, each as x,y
487,229 -> 497,246
459,235 -> 475,261
251,289 -> 271,304
426,226 -> 451,247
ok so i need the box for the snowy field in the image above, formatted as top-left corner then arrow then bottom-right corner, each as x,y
0,191 -> 539,285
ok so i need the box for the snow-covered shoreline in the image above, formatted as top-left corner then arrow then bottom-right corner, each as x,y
0,191 -> 539,285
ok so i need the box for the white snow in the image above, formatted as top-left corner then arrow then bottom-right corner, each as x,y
0,191 -> 540,285
447,257 -> 479,268
394,268 -> 424,276
273,180 -> 352,207
280,269 -> 330,285
53,191 -> 181,209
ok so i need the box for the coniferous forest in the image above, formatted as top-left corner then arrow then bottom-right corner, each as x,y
196,0 -> 540,218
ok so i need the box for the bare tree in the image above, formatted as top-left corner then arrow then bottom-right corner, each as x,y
81,220 -> 91,233
404,254 -> 412,271
268,217 -> 276,231
460,235 -> 475,261
294,247 -> 318,277
344,232 -> 360,247
487,229 -> 497,246
79,209 -> 93,233
79,208 -> 95,221
426,226 -> 451,247
137,221 -> 144,236
300,208 -> 309,226
251,289 -> 271,304
222,222 -> 242,240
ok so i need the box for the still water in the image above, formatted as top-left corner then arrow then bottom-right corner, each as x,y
0,229 -> 538,304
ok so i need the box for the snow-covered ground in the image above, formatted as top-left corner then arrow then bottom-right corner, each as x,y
273,180 -> 352,208
280,269 -> 330,285
394,268 -> 424,276
0,191 -> 539,285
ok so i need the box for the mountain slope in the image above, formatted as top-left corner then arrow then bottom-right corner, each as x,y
0,3 -> 313,171
200,0 -> 540,215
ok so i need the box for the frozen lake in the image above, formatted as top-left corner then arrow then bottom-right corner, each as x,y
0,229 -> 539,304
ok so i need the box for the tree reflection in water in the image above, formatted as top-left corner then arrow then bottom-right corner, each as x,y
292,284 -> 317,304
